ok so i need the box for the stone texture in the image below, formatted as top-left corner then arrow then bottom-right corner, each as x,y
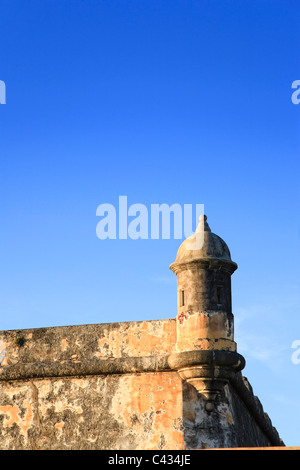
0,371 -> 185,450
0,318 -> 283,450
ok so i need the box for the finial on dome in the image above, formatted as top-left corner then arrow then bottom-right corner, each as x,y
196,214 -> 211,233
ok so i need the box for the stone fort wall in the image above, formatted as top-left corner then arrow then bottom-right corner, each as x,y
0,319 -> 283,450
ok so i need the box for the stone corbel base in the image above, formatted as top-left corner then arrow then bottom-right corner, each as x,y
168,350 -> 245,408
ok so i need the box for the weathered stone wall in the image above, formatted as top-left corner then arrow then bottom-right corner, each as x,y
182,379 -> 276,449
0,372 -> 185,450
0,320 -> 184,450
0,319 -> 283,450
0,319 -> 177,365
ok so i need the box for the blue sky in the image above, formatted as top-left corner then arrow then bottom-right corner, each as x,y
0,0 -> 299,446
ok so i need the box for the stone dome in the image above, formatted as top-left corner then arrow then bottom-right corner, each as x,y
170,215 -> 237,273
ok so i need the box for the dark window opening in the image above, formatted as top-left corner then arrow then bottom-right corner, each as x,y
180,290 -> 185,307
217,287 -> 222,306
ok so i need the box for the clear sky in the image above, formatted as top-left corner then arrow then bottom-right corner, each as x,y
0,0 -> 299,447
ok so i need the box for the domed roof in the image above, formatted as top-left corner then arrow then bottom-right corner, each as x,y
170,215 -> 237,273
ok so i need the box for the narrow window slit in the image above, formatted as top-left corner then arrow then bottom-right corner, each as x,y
180,290 -> 185,307
217,287 -> 222,306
